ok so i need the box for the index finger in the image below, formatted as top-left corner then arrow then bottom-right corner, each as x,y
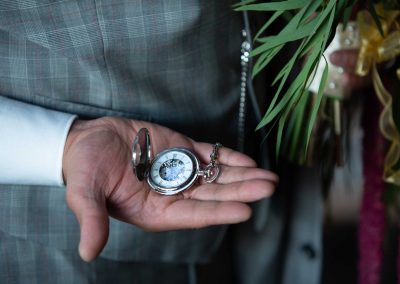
192,142 -> 257,167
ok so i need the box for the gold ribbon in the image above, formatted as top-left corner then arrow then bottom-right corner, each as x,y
356,4 -> 400,185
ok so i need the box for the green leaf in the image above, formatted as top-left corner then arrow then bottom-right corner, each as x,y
232,0 -> 257,9
341,3 -> 354,28
304,59 -> 329,153
263,46 -> 304,116
300,30 -> 326,58
289,101 -> 307,160
254,10 -> 284,40
258,12 -> 332,140
301,0 -> 336,48
251,6 -> 310,57
252,0 -> 316,48
281,10 -> 295,22
265,38 -> 322,121
303,4 -> 336,153
276,102 -> 293,158
257,71 -> 304,129
270,0 -> 335,85
252,45 -> 284,77
299,0 -> 324,25
256,16 -> 320,47
234,0 -> 306,11
249,0 -> 343,162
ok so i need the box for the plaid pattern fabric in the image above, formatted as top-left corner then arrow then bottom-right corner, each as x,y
0,0 -> 242,276
0,2 -> 324,284
0,0 -> 242,141
0,229 -> 192,284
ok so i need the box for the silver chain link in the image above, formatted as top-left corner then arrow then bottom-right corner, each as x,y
209,143 -> 222,167
203,143 -> 222,183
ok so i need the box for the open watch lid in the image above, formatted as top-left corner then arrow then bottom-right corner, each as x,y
132,128 -> 152,181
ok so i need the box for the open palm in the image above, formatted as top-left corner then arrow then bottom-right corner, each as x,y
62,117 -> 277,261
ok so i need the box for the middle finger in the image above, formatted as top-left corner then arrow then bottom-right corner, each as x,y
203,165 -> 279,185
183,178 -> 275,202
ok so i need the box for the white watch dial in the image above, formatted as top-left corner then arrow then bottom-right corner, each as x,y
148,149 -> 198,193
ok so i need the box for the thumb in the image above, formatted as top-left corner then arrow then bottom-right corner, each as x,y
66,188 -> 109,262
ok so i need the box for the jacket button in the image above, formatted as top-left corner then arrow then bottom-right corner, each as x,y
301,243 -> 317,260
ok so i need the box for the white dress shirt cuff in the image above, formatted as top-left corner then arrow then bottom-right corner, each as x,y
0,96 -> 77,186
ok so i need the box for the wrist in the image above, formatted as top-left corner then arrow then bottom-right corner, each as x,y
63,119 -> 85,183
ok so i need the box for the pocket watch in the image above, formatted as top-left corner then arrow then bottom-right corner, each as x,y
132,128 -> 221,195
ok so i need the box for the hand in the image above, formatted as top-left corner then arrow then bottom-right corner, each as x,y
330,49 -> 371,91
62,117 -> 277,262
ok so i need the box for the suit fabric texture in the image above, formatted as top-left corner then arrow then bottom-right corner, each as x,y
0,1 -> 323,283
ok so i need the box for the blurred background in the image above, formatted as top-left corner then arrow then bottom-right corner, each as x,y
322,106 -> 397,284
322,105 -> 363,284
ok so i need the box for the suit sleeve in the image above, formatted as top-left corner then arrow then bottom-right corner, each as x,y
0,96 -> 77,186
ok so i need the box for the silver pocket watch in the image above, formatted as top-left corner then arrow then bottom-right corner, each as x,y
132,128 -> 222,195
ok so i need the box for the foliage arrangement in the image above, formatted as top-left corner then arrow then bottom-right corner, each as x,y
235,1 -> 400,283
235,0 -> 400,162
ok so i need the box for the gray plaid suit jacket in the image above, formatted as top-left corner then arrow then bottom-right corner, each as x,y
0,1 -> 323,283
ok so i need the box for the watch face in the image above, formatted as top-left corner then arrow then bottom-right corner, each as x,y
148,148 -> 199,195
